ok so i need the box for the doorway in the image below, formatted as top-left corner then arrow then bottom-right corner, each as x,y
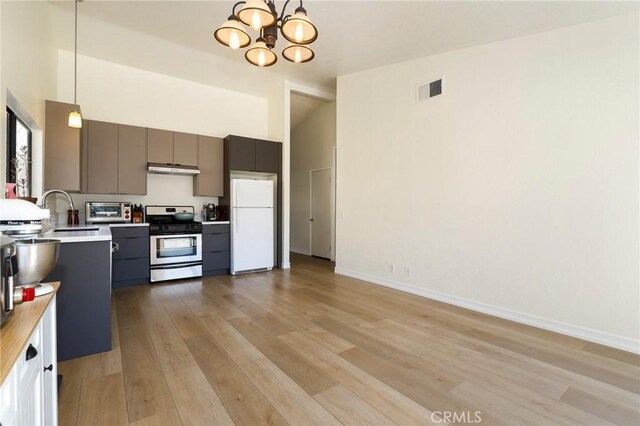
310,168 -> 331,259
288,91 -> 336,261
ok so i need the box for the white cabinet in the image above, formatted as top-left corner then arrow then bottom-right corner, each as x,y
41,300 -> 58,425
0,296 -> 58,426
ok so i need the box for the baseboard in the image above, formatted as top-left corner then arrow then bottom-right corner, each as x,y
290,247 -> 311,256
334,267 -> 640,354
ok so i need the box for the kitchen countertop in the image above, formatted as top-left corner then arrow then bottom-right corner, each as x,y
41,225 -> 112,243
0,282 -> 60,385
200,221 -> 230,225
109,223 -> 149,228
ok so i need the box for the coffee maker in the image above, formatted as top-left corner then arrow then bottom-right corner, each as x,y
1,199 -> 50,325
205,203 -> 217,221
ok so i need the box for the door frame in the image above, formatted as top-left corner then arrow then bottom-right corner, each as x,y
309,166 -> 334,259
283,82 -> 336,268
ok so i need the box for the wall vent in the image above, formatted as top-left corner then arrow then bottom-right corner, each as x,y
417,77 -> 444,102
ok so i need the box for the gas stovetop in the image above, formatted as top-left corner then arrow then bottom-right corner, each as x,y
145,205 -> 202,235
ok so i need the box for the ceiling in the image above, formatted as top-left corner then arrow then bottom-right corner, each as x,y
291,93 -> 328,131
49,1 -> 638,97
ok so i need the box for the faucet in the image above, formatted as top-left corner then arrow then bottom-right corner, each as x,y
38,190 -> 75,212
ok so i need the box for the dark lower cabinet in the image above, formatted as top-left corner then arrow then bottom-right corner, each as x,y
203,224 -> 230,276
111,226 -> 150,287
44,241 -> 111,361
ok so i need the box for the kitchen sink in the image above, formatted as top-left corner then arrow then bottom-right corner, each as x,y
54,227 -> 100,232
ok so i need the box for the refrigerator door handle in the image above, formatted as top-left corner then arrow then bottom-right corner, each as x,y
235,208 -> 239,234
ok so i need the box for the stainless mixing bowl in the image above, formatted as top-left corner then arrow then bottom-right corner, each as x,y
13,239 -> 60,286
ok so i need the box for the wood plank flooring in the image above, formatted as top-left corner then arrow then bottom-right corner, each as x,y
58,253 -> 640,425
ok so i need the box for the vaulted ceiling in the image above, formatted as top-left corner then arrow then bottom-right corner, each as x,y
49,1 -> 638,97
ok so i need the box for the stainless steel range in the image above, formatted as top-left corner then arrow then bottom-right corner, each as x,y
146,205 -> 202,282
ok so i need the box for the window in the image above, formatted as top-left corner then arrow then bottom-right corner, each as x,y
6,107 -> 32,197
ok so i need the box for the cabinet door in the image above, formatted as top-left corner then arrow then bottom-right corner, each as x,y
118,125 -> 147,195
87,120 -> 119,194
255,140 -> 280,173
147,128 -> 174,164
173,132 -> 198,166
227,136 -> 255,171
195,136 -> 224,196
44,100 -> 81,191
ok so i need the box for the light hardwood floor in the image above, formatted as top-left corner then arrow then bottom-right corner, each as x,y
59,253 -> 640,425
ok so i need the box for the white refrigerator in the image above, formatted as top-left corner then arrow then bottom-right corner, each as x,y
230,178 -> 274,275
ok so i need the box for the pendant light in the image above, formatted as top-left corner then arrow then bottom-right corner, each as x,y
237,0 -> 275,31
68,0 -> 82,129
282,43 -> 314,63
281,6 -> 317,44
214,0 -> 317,67
245,37 -> 277,67
214,15 -> 251,49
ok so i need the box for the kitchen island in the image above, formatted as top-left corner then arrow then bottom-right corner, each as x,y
43,226 -> 112,361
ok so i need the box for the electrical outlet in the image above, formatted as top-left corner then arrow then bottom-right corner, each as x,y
404,267 -> 411,278
388,263 -> 395,273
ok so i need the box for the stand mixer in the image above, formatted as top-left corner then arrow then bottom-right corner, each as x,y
0,199 -> 52,326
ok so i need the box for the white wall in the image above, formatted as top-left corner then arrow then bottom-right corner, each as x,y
290,101 -> 335,254
1,1 -> 58,198
335,13 -> 639,352
55,50 -> 269,218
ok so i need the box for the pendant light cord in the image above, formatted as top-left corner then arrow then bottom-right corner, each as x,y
74,0 -> 78,106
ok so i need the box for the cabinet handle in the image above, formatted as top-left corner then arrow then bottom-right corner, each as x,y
44,364 -> 53,372
25,344 -> 38,361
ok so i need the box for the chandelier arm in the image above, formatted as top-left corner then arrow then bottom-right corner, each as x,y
279,0 -> 291,22
231,1 -> 246,16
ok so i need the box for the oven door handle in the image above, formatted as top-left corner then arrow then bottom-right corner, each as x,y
150,261 -> 202,270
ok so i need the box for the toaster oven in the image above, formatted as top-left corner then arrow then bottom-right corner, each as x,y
85,202 -> 132,224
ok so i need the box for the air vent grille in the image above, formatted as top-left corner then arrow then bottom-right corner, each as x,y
417,77 -> 444,102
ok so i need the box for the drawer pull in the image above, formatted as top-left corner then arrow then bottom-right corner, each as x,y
25,344 -> 38,361
44,364 -> 53,372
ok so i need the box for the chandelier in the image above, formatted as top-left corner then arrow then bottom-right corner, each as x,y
214,0 -> 318,67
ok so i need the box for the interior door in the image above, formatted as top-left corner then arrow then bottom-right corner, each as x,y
311,168 -> 331,259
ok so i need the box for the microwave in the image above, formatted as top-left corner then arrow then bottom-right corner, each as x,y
85,202 -> 132,224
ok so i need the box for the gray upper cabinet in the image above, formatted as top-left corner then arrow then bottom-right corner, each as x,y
87,120 -> 119,194
118,125 -> 147,195
194,136 -> 223,197
173,132 -> 198,166
147,128 -> 173,164
227,136 -> 256,171
226,135 -> 280,173
44,100 -> 82,192
255,140 -> 280,173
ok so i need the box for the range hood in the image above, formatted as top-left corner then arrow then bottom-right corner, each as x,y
147,162 -> 200,176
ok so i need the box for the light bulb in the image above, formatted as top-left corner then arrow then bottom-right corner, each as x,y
294,49 -> 302,63
68,110 -> 82,128
229,32 -> 240,49
294,23 -> 304,43
258,51 -> 266,67
251,12 -> 262,30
